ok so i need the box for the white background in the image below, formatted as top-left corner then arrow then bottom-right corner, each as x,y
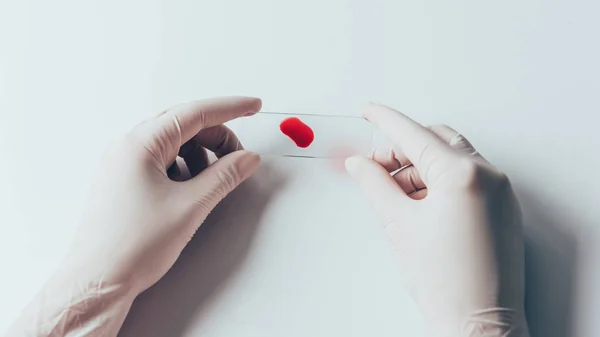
1,0 -> 599,336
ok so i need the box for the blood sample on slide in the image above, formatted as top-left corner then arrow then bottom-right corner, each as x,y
279,117 -> 315,148
234,112 -> 375,158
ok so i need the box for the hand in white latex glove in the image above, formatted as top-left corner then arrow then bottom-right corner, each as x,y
345,104 -> 530,337
5,96 -> 262,337
68,96 -> 262,292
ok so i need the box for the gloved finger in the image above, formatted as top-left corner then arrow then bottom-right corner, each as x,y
427,124 -> 487,162
371,124 -> 486,197
142,97 -> 262,167
391,165 -> 426,197
369,146 -> 408,172
155,105 -> 257,120
409,188 -> 428,200
186,124 -> 243,158
163,96 -> 261,144
363,104 -> 458,187
385,125 -> 488,196
184,150 -> 261,217
345,156 -> 409,219
370,146 -> 427,199
178,124 -> 243,178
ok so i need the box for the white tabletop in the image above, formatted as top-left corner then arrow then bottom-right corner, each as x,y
1,1 -> 599,336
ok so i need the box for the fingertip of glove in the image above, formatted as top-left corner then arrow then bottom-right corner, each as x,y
345,156 -> 365,176
238,150 -> 261,171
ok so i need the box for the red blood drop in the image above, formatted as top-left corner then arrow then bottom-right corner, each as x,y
279,117 -> 315,148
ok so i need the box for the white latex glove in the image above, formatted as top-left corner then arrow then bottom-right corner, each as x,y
345,104 -> 530,337
5,96 -> 262,337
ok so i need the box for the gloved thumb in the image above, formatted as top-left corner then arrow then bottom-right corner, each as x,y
186,150 -> 261,217
345,156 -> 407,216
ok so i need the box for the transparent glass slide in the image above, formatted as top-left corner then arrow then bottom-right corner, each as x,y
235,112 -> 375,158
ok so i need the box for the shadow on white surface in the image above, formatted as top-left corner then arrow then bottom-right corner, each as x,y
118,162 -> 287,337
117,172 -> 579,337
519,189 -> 580,337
